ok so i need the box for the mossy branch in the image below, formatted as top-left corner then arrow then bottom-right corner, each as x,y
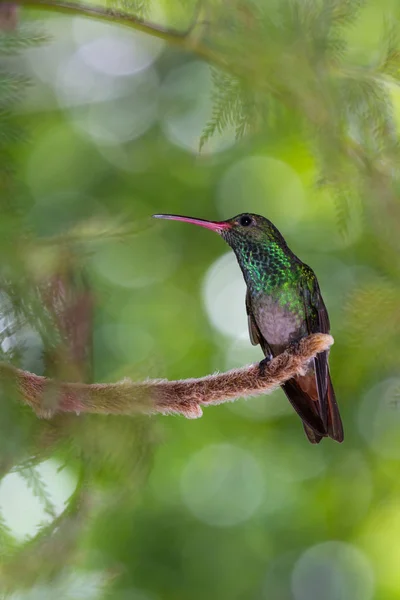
3,333 -> 333,419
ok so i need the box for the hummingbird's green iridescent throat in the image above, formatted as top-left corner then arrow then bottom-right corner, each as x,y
153,212 -> 344,444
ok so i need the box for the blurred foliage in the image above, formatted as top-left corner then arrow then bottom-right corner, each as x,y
0,0 -> 399,599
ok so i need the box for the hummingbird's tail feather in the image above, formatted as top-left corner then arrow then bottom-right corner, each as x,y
325,371 -> 344,443
282,371 -> 344,444
302,423 -> 324,444
313,352 -> 329,430
281,377 -> 326,439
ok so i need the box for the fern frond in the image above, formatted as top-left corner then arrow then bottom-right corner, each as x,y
200,69 -> 241,149
339,73 -> 395,153
19,466 -> 57,519
0,22 -> 49,54
333,187 -> 352,236
329,0 -> 365,27
0,20 -> 46,206
380,22 -> 400,83
200,67 -> 266,149
0,72 -> 31,108
105,0 -> 150,18
0,509 -> 15,555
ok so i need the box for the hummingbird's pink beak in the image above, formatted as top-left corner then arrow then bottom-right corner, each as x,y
152,214 -> 231,233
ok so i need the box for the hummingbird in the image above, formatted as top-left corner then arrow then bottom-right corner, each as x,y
153,212 -> 344,443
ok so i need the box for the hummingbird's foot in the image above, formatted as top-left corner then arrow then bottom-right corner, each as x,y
258,354 -> 273,377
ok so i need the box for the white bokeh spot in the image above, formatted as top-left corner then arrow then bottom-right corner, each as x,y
56,50 -> 125,107
202,252 -> 248,338
73,18 -> 165,75
72,70 -> 159,146
78,34 -> 164,77
57,51 -> 159,146
0,460 -> 77,542
292,541 -> 375,600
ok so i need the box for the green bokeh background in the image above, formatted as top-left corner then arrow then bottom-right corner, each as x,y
1,1 -> 400,598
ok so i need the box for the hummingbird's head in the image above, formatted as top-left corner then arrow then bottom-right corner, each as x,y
219,213 -> 287,248
152,212 -> 287,250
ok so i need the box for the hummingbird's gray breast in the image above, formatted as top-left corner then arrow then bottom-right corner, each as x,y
252,295 -> 305,353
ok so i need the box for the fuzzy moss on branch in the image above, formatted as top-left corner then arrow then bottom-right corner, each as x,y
2,333 -> 333,419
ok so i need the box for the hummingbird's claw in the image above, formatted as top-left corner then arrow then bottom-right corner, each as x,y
258,354 -> 273,377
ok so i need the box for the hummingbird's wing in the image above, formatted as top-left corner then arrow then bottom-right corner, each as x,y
300,267 -> 344,442
246,290 -> 261,346
245,290 -> 272,356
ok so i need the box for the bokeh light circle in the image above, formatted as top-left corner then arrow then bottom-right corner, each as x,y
160,62 -> 236,154
181,444 -> 265,527
262,440 -> 327,483
90,231 -> 178,289
97,143 -> 151,174
202,252 -> 248,338
263,552 -> 297,599
217,156 -> 305,229
57,50 -> 126,107
25,17 -> 75,85
73,18 -> 165,75
0,460 -> 76,541
291,541 -> 375,600
73,69 -> 159,146
57,58 -> 159,146
357,377 -> 400,459
78,34 -> 163,77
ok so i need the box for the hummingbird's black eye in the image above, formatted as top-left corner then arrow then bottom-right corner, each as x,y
239,215 -> 252,227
